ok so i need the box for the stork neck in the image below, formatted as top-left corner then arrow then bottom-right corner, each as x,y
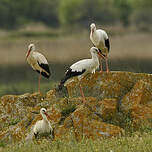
91,52 -> 99,63
92,30 -> 98,39
27,50 -> 34,58
42,113 -> 48,122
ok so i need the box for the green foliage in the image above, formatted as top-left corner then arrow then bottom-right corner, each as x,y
114,0 -> 132,27
9,119 -> 20,126
129,0 -> 152,31
58,0 -> 85,26
58,0 -> 118,27
33,0 -> 60,26
0,0 -> 151,29
83,0 -> 117,25
0,142 -> 6,148
0,0 -> 60,29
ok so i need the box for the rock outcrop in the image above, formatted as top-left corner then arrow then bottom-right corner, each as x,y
0,71 -> 152,144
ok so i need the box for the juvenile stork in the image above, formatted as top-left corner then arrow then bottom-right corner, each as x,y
33,108 -> 54,139
90,23 -> 110,72
58,47 -> 104,103
26,43 -> 51,93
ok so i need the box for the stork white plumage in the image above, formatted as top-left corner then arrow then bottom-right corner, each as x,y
58,47 -> 104,103
90,23 -> 110,72
26,44 -> 51,93
33,108 -> 54,139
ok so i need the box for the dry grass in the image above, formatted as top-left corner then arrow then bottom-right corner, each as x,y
0,27 -> 152,65
111,33 -> 152,59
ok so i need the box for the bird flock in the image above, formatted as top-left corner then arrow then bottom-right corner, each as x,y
25,23 -> 110,139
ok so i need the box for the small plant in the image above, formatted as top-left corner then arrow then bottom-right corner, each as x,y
0,141 -> 6,148
106,111 -> 134,134
61,104 -> 76,117
9,119 -> 20,126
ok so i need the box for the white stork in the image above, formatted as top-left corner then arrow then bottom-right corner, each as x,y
90,23 -> 110,72
26,43 -> 51,93
33,108 -> 54,139
58,47 -> 104,103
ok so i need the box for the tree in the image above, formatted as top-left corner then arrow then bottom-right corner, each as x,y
129,0 -> 152,30
58,0 -> 85,27
114,0 -> 132,27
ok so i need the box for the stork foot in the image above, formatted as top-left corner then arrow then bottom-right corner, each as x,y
82,98 -> 86,104
39,91 -> 43,96
34,133 -> 38,139
106,69 -> 110,73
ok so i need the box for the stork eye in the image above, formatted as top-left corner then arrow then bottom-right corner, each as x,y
42,110 -> 46,112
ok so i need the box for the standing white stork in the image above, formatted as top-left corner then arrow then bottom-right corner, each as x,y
58,47 -> 104,103
33,108 -> 54,139
26,43 -> 51,93
90,23 -> 110,72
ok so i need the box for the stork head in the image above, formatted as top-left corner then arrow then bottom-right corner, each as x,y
40,108 -> 47,114
28,43 -> 35,52
90,47 -> 105,59
90,47 -> 98,54
90,23 -> 96,33
26,43 -> 35,60
40,108 -> 50,120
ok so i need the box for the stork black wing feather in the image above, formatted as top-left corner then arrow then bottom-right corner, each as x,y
58,68 -> 86,90
37,62 -> 51,79
105,39 -> 110,52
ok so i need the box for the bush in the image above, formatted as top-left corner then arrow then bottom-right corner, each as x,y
114,0 -> 132,27
130,0 -> 152,31
58,0 -> 85,27
58,0 -> 118,28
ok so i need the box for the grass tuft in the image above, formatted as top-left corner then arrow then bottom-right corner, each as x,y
1,133 -> 152,152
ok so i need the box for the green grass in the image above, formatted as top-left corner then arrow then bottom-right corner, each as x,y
0,81 -> 57,97
1,132 -> 152,152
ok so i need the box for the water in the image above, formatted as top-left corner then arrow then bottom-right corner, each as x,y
0,58 -> 151,96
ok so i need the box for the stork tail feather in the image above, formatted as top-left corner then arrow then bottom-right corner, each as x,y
58,75 -> 70,90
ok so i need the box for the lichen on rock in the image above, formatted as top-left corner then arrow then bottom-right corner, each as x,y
0,71 -> 152,144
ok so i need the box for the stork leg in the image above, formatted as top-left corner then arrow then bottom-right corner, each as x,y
105,50 -> 109,73
100,59 -> 103,73
34,133 -> 38,139
98,49 -> 104,73
105,57 -> 109,73
79,84 -> 86,103
38,72 -> 41,94
51,128 -> 55,140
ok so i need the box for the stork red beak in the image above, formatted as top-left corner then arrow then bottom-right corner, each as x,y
26,49 -> 31,60
44,112 -> 51,119
97,51 -> 105,59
